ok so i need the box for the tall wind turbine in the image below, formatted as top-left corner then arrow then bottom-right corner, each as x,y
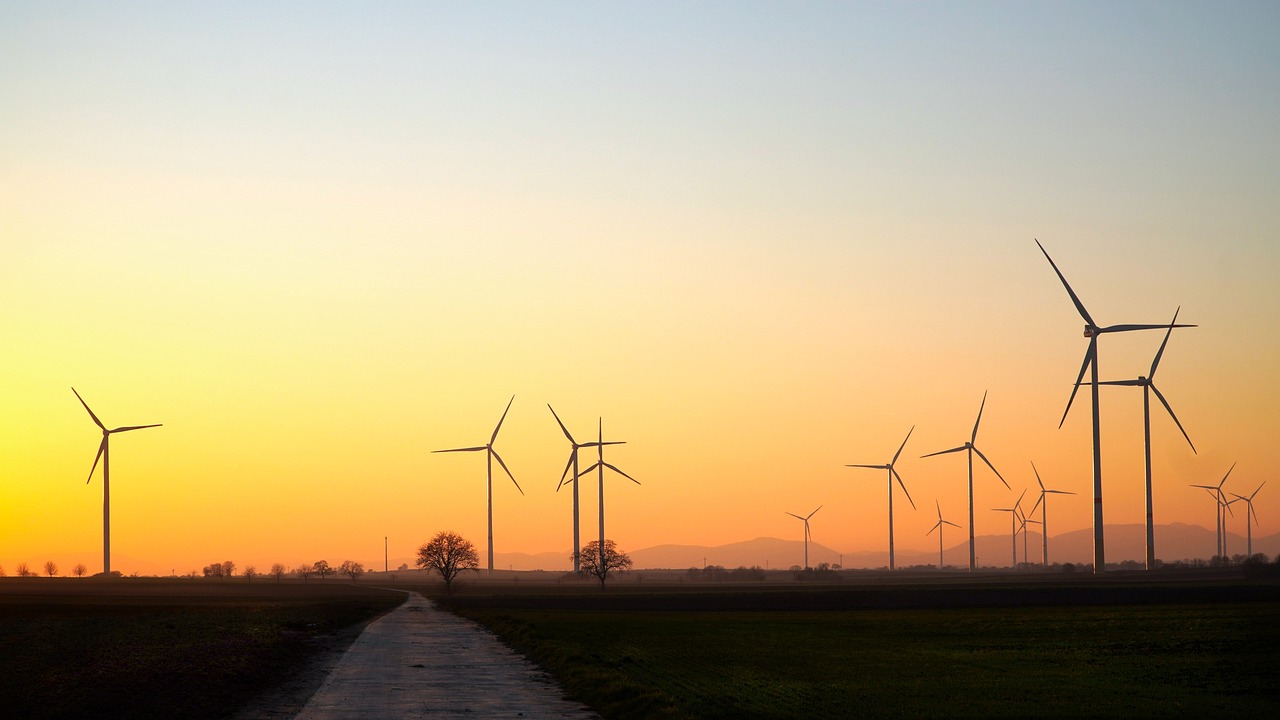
577,417 -> 638,570
1028,461 -> 1075,567
1037,239 -> 1195,573
785,506 -> 822,570
72,388 -> 162,576
433,396 -> 522,572
847,427 -> 916,570
1095,307 -> 1197,570
548,405 -> 621,573
1190,462 -> 1235,560
926,500 -> 961,570
1231,482 -> 1266,558
921,391 -> 1009,571
992,488 -> 1026,568
1018,510 -> 1041,569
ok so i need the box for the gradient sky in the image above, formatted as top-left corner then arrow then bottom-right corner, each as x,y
3,2 -> 1278,574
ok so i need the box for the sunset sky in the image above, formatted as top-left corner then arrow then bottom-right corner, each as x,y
3,3 -> 1278,574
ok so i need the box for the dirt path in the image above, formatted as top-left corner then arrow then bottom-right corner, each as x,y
288,591 -> 598,719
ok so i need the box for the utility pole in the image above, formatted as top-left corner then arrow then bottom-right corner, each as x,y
384,536 -> 388,573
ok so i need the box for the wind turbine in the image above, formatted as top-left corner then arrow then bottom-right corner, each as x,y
846,426 -> 916,570
992,488 -> 1026,569
1190,463 -> 1235,560
72,388 -> 162,576
577,417 -> 638,570
433,396 -> 522,572
785,506 -> 822,570
921,391 -> 1009,571
1028,461 -> 1075,567
1037,239 -> 1195,573
1018,509 -> 1041,569
1231,482 -> 1266,558
1095,307 -> 1197,570
926,500 -> 961,570
548,405 -> 622,573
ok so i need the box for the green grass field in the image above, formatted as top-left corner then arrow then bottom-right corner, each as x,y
442,588 -> 1280,718
0,579 -> 404,720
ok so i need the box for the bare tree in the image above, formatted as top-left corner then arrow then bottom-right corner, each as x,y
270,563 -> 287,583
17,562 -> 31,577
44,561 -> 59,578
339,560 -> 365,581
222,560 -> 236,579
243,565 -> 257,582
72,563 -> 87,578
202,563 -> 224,579
0,565 -> 6,577
416,531 -> 479,593
295,563 -> 314,583
313,560 -> 333,580
578,539 -> 633,589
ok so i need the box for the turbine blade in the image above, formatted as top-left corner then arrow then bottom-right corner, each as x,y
785,512 -> 804,520
808,505 -> 822,519
1098,322 -> 1196,333
1030,494 -> 1044,515
557,452 -> 575,489
1031,460 -> 1045,491
1061,345 -> 1094,428
920,446 -> 966,459
490,448 -> 523,495
972,446 -> 1009,488
1148,307 -> 1180,379
892,467 -> 915,510
547,404 -> 575,444
892,426 -> 915,465
846,464 -> 888,470
1219,462 -> 1237,488
603,462 -> 640,485
433,446 -> 487,453
971,391 -> 987,444
72,388 -> 107,431
935,499 -> 942,520
1035,239 -> 1096,327
943,520 -> 961,529
490,395 -> 515,445
1095,380 -> 1144,387
111,423 -> 162,433
86,438 -> 107,483
1150,383 -> 1196,454
578,461 -> 602,477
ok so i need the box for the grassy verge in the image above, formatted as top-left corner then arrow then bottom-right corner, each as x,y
443,597 -> 1280,718
0,581 -> 404,720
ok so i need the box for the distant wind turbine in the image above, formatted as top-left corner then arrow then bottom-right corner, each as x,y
992,489 -> 1027,568
1190,463 -> 1236,560
921,391 -> 1009,572
1028,462 -> 1075,567
926,500 -> 961,570
72,388 -> 162,576
433,396 -> 522,572
1018,509 -> 1041,569
1231,482 -> 1266,558
548,405 -> 621,573
577,417 -> 638,570
785,506 -> 822,570
1095,307 -> 1197,570
846,426 -> 916,570
1036,239 -> 1195,573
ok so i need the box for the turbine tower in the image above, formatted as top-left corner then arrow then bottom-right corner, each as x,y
548,404 -> 621,573
785,506 -> 822,570
992,488 -> 1026,569
921,391 -> 1009,572
926,500 -> 961,570
1028,461 -> 1075,567
1095,307 -> 1196,570
1036,239 -> 1195,573
433,396 -> 522,572
846,426 -> 916,570
1231,482 -> 1266,558
73,388 -> 162,576
577,417 -> 637,571
1190,463 -> 1235,560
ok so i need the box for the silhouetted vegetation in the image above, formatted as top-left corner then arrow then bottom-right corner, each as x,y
313,560 -> 333,580
270,563 -> 286,582
339,560 -> 365,581
578,539 -> 632,588
417,531 -> 479,593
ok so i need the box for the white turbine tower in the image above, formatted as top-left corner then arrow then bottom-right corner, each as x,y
433,396 -> 522,573
577,417 -> 638,571
548,405 -> 621,573
1028,462 -> 1075,567
1231,482 -> 1266,558
846,426 -> 916,570
921,391 -> 1009,572
72,388 -> 162,576
1190,463 -> 1235,560
926,500 -> 961,570
1036,239 -> 1195,573
785,506 -> 822,570
1095,307 -> 1196,569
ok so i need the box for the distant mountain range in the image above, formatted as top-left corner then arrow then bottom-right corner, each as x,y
489,523 -> 1278,571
